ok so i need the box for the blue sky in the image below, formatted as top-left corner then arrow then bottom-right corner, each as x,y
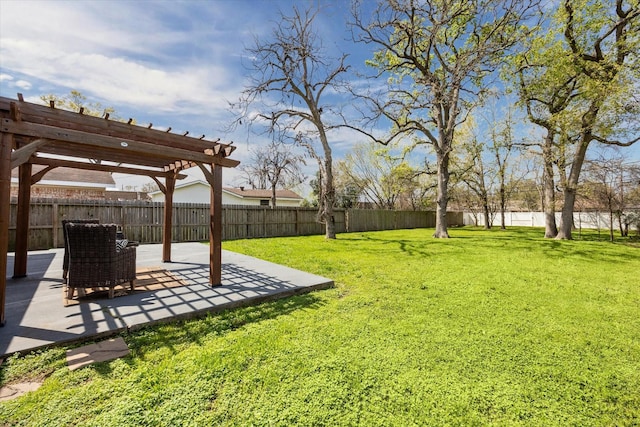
1,0 -> 638,192
0,0 -> 368,190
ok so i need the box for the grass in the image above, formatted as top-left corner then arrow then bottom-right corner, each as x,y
1,227 -> 639,426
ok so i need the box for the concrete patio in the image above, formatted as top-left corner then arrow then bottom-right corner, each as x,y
0,242 -> 333,357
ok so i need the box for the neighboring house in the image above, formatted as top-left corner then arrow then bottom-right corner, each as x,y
11,165 -> 116,200
148,180 -> 303,207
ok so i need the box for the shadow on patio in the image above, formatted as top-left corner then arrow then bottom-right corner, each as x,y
0,243 -> 333,356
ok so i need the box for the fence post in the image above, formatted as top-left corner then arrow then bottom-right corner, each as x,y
262,206 -> 267,237
345,209 -> 350,233
52,202 -> 58,247
246,207 -> 250,238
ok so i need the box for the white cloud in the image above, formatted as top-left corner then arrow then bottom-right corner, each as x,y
15,80 -> 32,90
1,38 -> 238,114
0,1 -> 246,118
0,72 -> 31,92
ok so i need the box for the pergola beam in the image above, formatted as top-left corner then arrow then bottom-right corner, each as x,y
28,157 -> 188,180
10,139 -> 48,169
34,143 -> 181,168
2,119 -> 240,168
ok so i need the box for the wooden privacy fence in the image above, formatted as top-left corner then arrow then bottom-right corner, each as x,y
7,199 -> 464,251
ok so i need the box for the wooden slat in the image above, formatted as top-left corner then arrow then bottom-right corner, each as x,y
30,157 -> 188,179
10,139 -> 48,168
34,142 -> 172,168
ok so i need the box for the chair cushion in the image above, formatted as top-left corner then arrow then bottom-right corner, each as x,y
116,239 -> 129,252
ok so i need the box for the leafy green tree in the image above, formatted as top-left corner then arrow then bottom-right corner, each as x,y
554,0 -> 639,239
510,0 -> 639,239
336,182 -> 362,209
509,12 -> 578,237
385,161 -> 435,210
40,90 -> 116,118
40,90 -> 120,164
350,0 -> 540,237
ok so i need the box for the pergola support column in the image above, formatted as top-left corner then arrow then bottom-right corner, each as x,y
209,164 -> 222,285
162,175 -> 176,262
13,162 -> 31,278
0,133 -> 14,326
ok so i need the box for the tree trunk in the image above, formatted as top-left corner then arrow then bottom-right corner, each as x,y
499,184 -> 506,230
609,207 -> 614,242
557,139 -> 590,240
323,157 -> 336,239
558,187 -> 576,240
542,132 -> 558,238
433,150 -> 450,238
271,185 -> 277,209
617,212 -> 625,237
483,200 -> 491,230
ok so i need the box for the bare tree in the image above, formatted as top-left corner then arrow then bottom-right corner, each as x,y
237,139 -> 306,208
337,142 -> 402,209
232,6 -> 349,238
459,134 -> 495,229
487,105 -> 522,230
337,141 -> 434,210
140,181 -> 160,193
349,0 -> 541,238
581,156 -> 640,240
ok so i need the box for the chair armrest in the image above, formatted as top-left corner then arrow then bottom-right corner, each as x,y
114,246 -> 137,283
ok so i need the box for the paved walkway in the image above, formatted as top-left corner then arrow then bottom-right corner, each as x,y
0,243 -> 333,356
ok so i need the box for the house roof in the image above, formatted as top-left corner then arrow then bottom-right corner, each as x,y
11,165 -> 115,187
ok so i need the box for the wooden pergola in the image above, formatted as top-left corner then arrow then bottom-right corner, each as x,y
0,95 -> 240,326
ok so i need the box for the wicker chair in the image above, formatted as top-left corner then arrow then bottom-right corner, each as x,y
62,219 -> 99,280
66,223 -> 136,299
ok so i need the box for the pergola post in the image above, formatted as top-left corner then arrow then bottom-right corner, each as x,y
209,164 -> 222,285
0,133 -> 14,326
162,175 -> 176,262
13,162 -> 31,278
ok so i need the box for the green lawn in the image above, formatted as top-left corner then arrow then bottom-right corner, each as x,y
1,227 -> 639,426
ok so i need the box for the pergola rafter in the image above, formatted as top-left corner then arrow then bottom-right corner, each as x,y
0,95 -> 240,326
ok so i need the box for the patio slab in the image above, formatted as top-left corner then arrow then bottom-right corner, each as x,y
1,243 -> 333,357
